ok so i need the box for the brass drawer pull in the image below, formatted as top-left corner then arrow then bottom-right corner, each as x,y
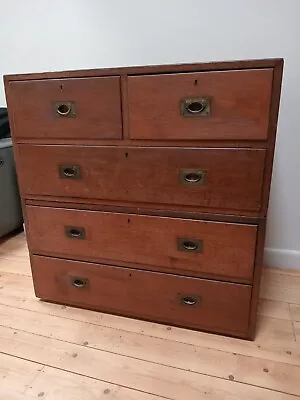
71,276 -> 89,289
177,237 -> 202,253
181,295 -> 199,306
65,226 -> 86,239
180,97 -> 211,117
59,164 -> 81,179
54,101 -> 76,117
179,169 -> 207,186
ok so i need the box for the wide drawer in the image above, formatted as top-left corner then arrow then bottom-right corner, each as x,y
26,206 -> 257,282
127,69 -> 273,140
31,255 -> 252,336
18,145 -> 266,214
7,77 -> 122,140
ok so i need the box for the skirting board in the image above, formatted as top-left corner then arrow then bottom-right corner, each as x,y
264,248 -> 300,270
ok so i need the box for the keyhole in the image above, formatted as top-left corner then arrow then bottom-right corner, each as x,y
125,152 -> 128,158
60,84 -> 63,91
194,79 -> 198,86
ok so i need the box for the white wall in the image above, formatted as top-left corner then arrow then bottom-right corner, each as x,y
1,0 -> 299,268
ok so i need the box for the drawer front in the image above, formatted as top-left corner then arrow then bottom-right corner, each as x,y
8,77 -> 122,140
18,145 -> 266,214
128,69 -> 273,140
26,206 -> 257,282
31,255 -> 252,336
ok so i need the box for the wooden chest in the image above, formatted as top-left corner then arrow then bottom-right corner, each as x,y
4,58 -> 283,339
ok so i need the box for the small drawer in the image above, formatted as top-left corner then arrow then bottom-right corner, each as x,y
26,206 -> 257,282
18,145 -> 266,214
31,255 -> 252,336
7,77 -> 122,140
128,69 -> 273,140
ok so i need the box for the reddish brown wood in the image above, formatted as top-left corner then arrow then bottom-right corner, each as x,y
6,77 -> 122,140
25,198 -> 263,224
248,219 -> 266,339
26,205 -> 257,282
22,195 -> 266,218
4,58 -> 282,82
120,75 -> 130,139
17,145 -> 266,214
128,69 -> 273,140
14,138 -> 269,148
4,58 -> 283,339
31,255 -> 252,336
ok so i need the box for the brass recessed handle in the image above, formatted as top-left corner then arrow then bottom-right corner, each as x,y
180,295 -> 199,306
59,164 -> 81,179
54,101 -> 76,117
179,169 -> 207,186
180,97 -> 211,117
185,172 -> 201,183
71,276 -> 89,289
65,226 -> 86,239
183,241 -> 197,251
57,103 -> 71,116
177,238 -> 202,253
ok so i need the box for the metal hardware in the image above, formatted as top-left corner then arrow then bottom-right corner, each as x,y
177,238 -> 202,253
179,169 -> 207,186
59,164 -> 81,179
65,226 -> 86,240
71,276 -> 89,289
180,295 -> 200,306
180,97 -> 211,117
54,101 -> 76,117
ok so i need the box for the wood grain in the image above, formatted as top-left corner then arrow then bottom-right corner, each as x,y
7,77 -> 122,140
4,58 -> 282,82
0,352 -> 41,395
260,268 -> 300,304
30,255 -> 252,335
128,69 -> 273,140
1,286 -> 299,367
26,206 -> 257,282
3,58 -> 284,340
17,145 -> 266,214
1,302 -> 300,398
290,304 -> 300,322
258,299 -> 291,320
25,366 -> 163,400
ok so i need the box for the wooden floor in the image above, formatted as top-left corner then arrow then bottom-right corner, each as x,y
0,232 -> 300,399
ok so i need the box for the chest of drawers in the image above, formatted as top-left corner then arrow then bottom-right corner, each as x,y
4,58 -> 283,339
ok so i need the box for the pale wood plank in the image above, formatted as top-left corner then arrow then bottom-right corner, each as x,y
293,321 -> 300,342
260,268 -> 300,304
0,326 -> 298,400
0,259 -> 31,277
263,268 -> 300,277
0,305 -> 300,396
0,249 -> 30,263
0,390 -> 31,399
255,316 -> 295,343
0,352 -> 42,395
290,304 -> 300,322
0,272 -> 34,297
26,366 -> 169,400
258,299 -> 291,320
25,364 -> 300,400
